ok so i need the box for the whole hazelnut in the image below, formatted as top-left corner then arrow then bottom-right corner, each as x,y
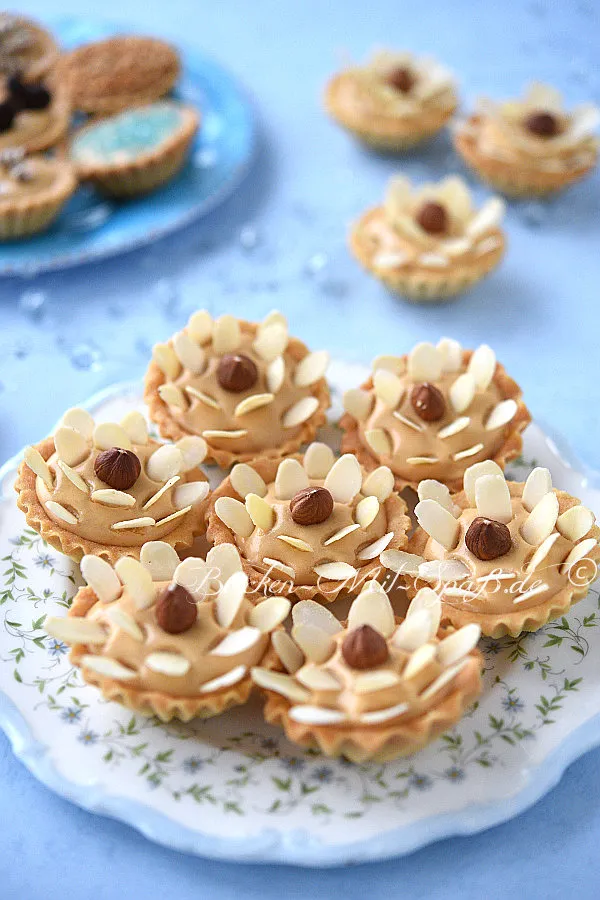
415,201 -> 448,235
465,516 -> 512,561
386,66 -> 415,93
524,110 -> 560,138
410,382 -> 446,422
289,486 -> 334,526
94,447 -> 141,491
155,583 -> 198,634
217,353 -> 258,393
342,624 -> 389,670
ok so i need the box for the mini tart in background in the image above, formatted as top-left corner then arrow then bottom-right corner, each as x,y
15,407 -> 210,564
350,175 -> 505,301
340,338 -> 530,492
45,542 -> 289,722
144,310 -> 331,468
69,101 -> 198,197
385,460 -> 600,638
57,35 -> 180,115
0,72 -> 70,153
0,153 -> 76,239
325,49 -> 458,151
252,583 -> 482,762
0,14 -> 59,80
454,82 -> 599,197
206,444 -> 410,603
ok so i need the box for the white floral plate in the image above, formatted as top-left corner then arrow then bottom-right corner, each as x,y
1,365 -> 600,867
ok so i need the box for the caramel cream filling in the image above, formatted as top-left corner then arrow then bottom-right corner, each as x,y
0,159 -> 62,205
472,114 -> 597,173
336,68 -> 456,122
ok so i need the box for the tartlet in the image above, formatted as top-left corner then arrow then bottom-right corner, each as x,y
252,582 -> 482,762
206,444 -> 410,602
340,338 -> 531,492
383,460 -> 600,638
45,541 -> 289,722
69,100 -> 198,197
0,14 -> 59,80
350,175 -> 506,301
57,35 -> 181,115
145,310 -> 331,468
15,407 -> 210,564
0,152 -> 76,238
0,73 -> 70,153
325,49 -> 458,151
454,82 -> 600,197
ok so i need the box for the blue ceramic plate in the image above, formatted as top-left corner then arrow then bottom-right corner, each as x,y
0,18 -> 256,275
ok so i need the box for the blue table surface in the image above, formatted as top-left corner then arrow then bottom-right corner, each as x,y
1,0 -> 600,895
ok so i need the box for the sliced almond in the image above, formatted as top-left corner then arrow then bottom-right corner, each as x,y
111,516 -> 155,531
557,505 -> 594,542
154,507 -> 191,528
525,533 -> 561,573
114,556 -> 156,609
81,655 -> 137,680
229,463 -> 266,500
61,407 -> 94,439
215,571 -> 248,628
203,429 -> 248,441
176,436 -> 207,471
521,492 -> 559,546
294,350 -> 329,387
437,624 -> 480,667
313,561 -> 357,581
120,411 -> 148,445
140,541 -> 180,581
146,445 -> 183,482
263,557 -> 295,580
158,384 -> 187,411
234,393 -> 275,417
393,611 -> 435,652
266,356 -> 285,394
245,493 -> 275,531
362,466 -> 394,501
294,666 -> 340,692
342,388 -> 373,421
522,467 -> 553,512
185,386 -> 220,409
380,549 -> 425,577
417,479 -> 457,516
324,524 -> 361,546
560,538 -> 598,576
210,626 -> 261,656
54,426 -> 89,466
215,497 -> 254,537
419,659 -> 469,700
253,322 -> 288,362
292,600 -> 342,635
251,667 -> 310,703
415,499 -> 460,550
145,652 -> 190,676
402,641 -> 437,676
466,197 -> 505,238
463,460 -> 504,506
188,309 -> 213,344
485,399 -> 517,431
475,473 -> 513,524
354,670 -> 401,695
292,623 -> 336,662
107,606 -> 145,642
57,461 -> 89,493
467,344 -> 496,390
324,453 -> 362,503
348,582 -> 395,637
278,535 -> 314,552
449,373 -> 476,414
81,555 -> 122,603
275,458 -> 309,500
212,314 -> 241,354
143,475 -> 180,510
272,631 -> 304,673
438,416 -> 470,439
200,665 -> 247,693
406,456 -> 439,466
24,446 -> 53,490
436,337 -> 462,372
512,583 -> 550,604
282,397 -> 319,428
174,557 -> 210,600
357,532 -> 394,560
373,369 -> 404,408
93,422 -> 133,452
261,309 -> 287,330
303,442 -> 335,479
407,342 -> 442,381
418,560 -> 471,584
407,586 -> 442,632
45,616 -> 106,646
173,481 -> 209,510
371,354 -> 404,374
359,701 -> 410,724
206,543 -> 243,583
152,342 -> 181,380
289,705 -> 347,725
355,496 -> 380,529
91,489 -> 136,508
46,501 -> 78,525
392,410 -> 423,432
249,596 -> 291,632
173,330 -> 205,374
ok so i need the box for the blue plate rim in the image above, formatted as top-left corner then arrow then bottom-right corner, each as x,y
1,380 -> 600,867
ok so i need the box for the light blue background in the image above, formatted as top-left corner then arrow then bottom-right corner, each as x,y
1,0 -> 600,896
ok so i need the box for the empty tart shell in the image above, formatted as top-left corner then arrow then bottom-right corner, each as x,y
0,158 -> 76,239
